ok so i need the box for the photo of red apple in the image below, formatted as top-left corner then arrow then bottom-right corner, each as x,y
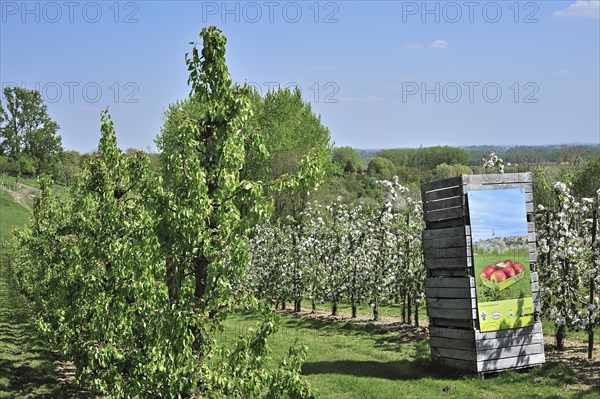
512,263 -> 524,274
480,266 -> 497,280
490,270 -> 507,283
502,266 -> 516,278
503,259 -> 514,266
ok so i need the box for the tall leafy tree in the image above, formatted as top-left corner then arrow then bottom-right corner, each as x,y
0,86 -> 63,176
244,87 -> 332,219
17,26 -> 318,398
154,25 -> 318,397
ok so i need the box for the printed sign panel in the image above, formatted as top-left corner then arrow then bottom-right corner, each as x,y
468,188 -> 535,332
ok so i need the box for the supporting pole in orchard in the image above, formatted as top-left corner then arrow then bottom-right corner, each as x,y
589,207 -> 597,360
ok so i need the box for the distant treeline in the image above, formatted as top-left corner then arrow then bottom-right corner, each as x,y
355,144 -> 599,166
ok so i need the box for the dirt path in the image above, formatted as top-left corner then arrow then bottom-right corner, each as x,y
0,184 -> 37,211
0,259 -> 95,398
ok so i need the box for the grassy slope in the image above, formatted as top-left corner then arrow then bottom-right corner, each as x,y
0,190 -> 31,252
0,173 -> 64,192
223,311 -> 599,399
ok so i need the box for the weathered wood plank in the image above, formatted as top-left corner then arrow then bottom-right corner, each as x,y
422,226 -> 470,241
530,272 -> 538,284
464,183 -> 532,193
423,186 -> 464,202
431,346 -> 476,361
476,342 -> 544,362
426,297 -> 477,309
477,353 -> 545,373
426,287 -> 476,299
425,277 -> 475,289
430,318 -> 474,329
475,333 -> 544,351
430,337 -> 475,351
525,192 -> 533,203
528,232 -> 536,243
426,217 -> 466,230
527,222 -> 535,233
463,173 -> 532,185
431,356 -> 476,372
428,268 -> 470,278
425,256 -> 472,269
424,247 -> 468,259
424,206 -> 465,222
423,236 -> 468,250
421,176 -> 463,193
475,322 -> 543,340
430,326 -> 475,341
423,195 -> 464,212
427,307 -> 477,320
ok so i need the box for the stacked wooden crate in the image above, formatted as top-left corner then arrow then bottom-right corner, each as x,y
421,173 -> 545,373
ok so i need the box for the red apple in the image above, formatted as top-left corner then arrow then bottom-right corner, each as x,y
480,266 -> 496,280
503,266 -> 516,278
513,263 -> 524,274
490,270 -> 507,283
503,259 -> 514,266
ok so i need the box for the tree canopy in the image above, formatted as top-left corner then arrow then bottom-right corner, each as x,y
0,86 -> 63,176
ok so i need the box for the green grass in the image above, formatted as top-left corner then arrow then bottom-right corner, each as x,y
0,173 -> 64,192
0,190 -> 31,252
221,311 -> 599,398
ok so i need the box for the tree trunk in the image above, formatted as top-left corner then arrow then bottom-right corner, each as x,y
589,209 -> 597,360
351,294 -> 357,318
556,324 -> 565,350
332,297 -> 338,316
407,294 -> 412,324
166,258 -> 180,304
373,298 -> 379,321
414,302 -> 419,327
194,257 -> 209,300
311,299 -> 316,313
281,301 -> 286,310
294,299 -> 301,312
401,293 -> 407,323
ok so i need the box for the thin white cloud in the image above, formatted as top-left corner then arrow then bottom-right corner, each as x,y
553,68 -> 572,76
554,0 -> 600,19
310,65 -> 336,72
405,43 -> 422,49
429,39 -> 448,49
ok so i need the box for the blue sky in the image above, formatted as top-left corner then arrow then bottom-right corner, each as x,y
1,1 -> 599,152
468,188 -> 529,241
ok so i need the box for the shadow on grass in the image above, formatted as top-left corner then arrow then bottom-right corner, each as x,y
301,356 -> 462,381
